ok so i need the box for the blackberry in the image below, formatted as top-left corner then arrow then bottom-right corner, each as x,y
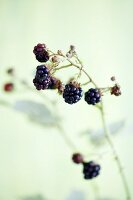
63,82 -> 83,104
33,43 -> 49,62
72,153 -> 84,164
33,76 -> 51,90
83,161 -> 101,180
85,88 -> 101,105
33,65 -> 51,90
35,51 -> 49,62
33,43 -> 46,55
36,65 -> 49,78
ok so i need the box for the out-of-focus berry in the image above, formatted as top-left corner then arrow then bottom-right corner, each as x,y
4,83 -> 14,92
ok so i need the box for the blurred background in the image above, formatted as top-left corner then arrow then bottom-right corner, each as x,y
0,0 -> 133,199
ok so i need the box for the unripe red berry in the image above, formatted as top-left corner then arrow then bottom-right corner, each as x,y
72,153 -> 84,164
4,83 -> 14,92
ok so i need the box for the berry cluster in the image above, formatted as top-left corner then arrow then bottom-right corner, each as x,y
33,44 -> 63,92
72,153 -> 101,180
33,44 -> 51,90
32,43 -> 121,106
32,43 -> 104,105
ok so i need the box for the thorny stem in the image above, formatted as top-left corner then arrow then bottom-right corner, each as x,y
50,50 -> 131,199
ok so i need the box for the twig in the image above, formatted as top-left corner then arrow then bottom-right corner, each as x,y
56,123 -> 78,152
100,101 -> 131,200
54,64 -> 72,71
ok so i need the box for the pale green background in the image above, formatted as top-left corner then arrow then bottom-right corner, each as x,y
0,0 -> 133,200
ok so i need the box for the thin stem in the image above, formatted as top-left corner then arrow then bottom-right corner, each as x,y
91,181 -> 100,200
74,55 -> 83,79
81,80 -> 91,86
49,51 -> 98,87
100,101 -> 131,200
66,57 -> 98,87
54,64 -> 72,71
100,87 -> 111,93
56,123 -> 78,152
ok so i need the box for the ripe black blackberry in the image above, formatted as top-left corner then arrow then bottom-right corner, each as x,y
33,65 -> 51,90
63,82 -> 83,104
33,43 -> 49,62
83,161 -> 101,180
85,88 -> 101,105
33,76 -> 51,90
36,65 -> 49,76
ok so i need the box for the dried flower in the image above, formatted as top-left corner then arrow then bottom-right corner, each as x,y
111,84 -> 121,96
57,50 -> 63,56
51,56 -> 60,63
66,51 -> 73,58
70,45 -> 76,52
111,76 -> 116,81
